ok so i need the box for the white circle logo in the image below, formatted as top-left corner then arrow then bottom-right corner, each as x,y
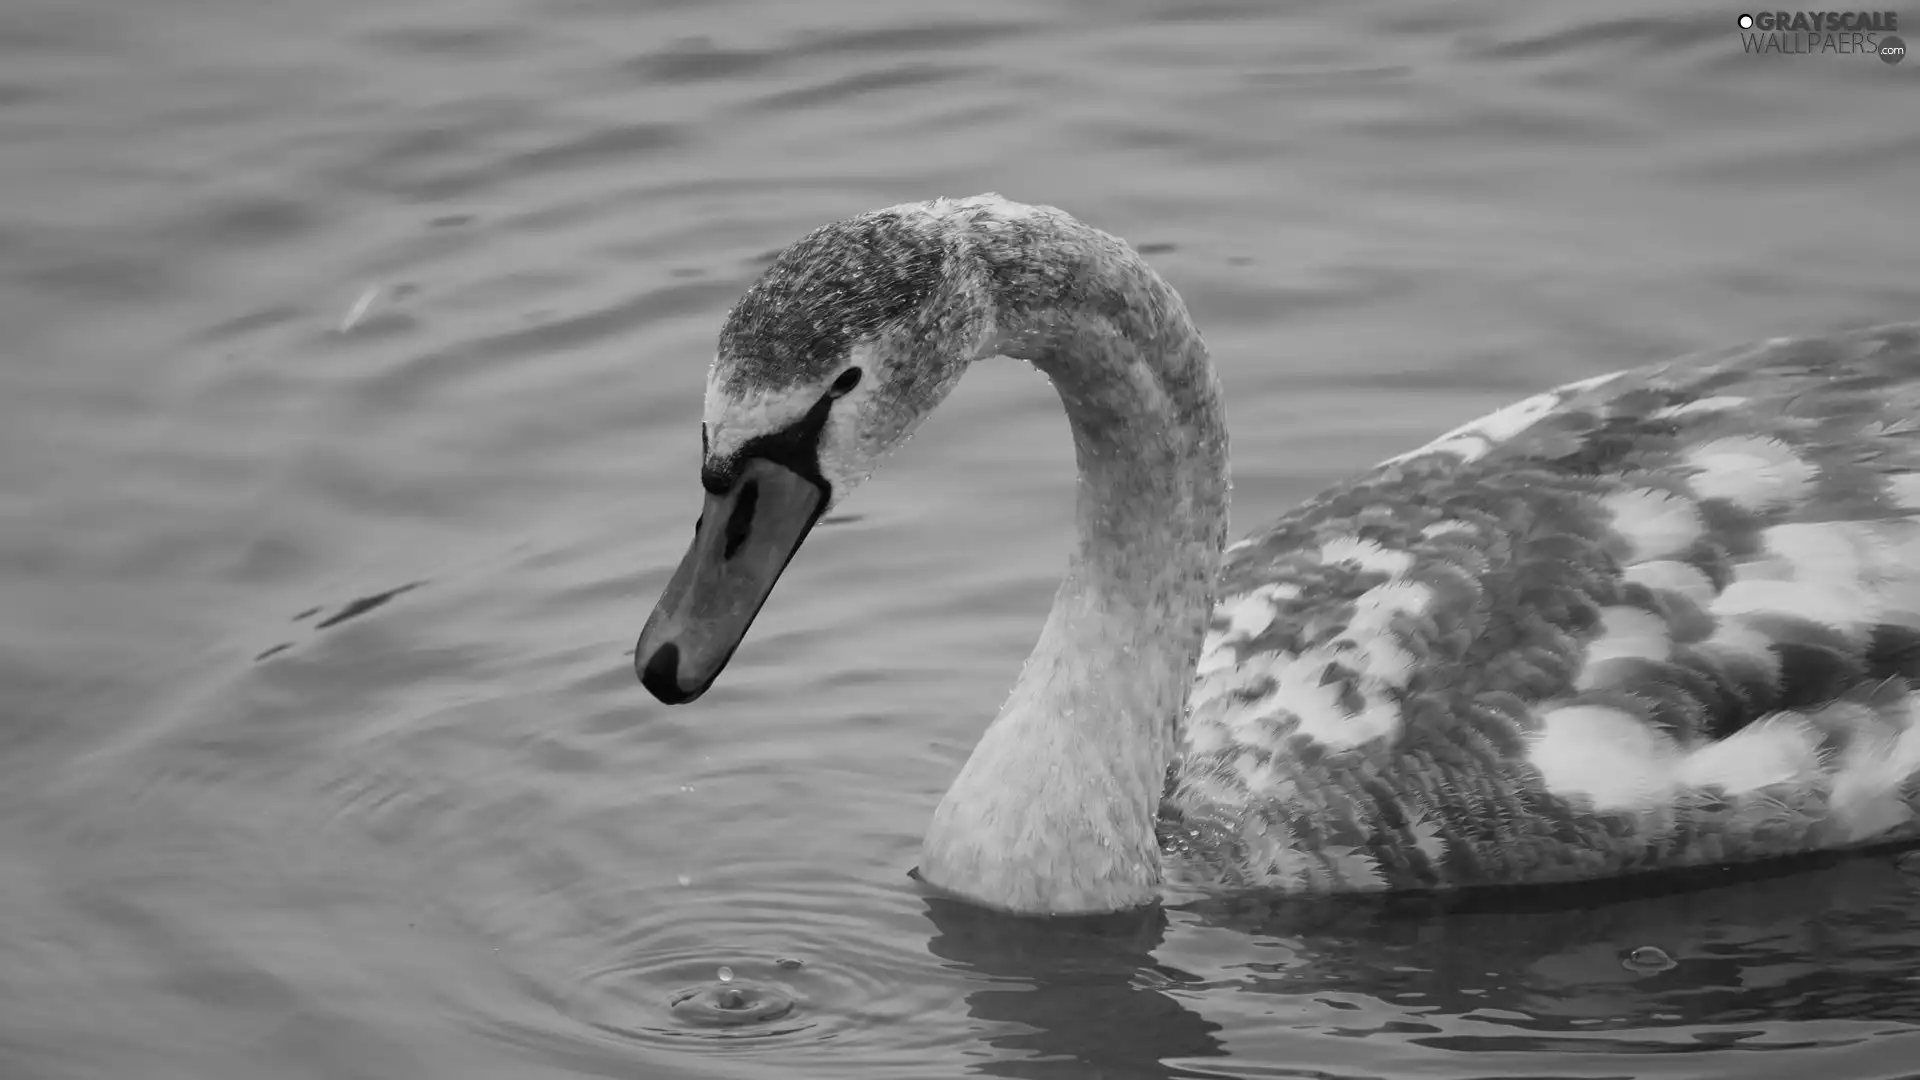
1738,13 -> 1755,28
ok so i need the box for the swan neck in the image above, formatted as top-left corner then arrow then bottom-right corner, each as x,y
919,213 -> 1229,914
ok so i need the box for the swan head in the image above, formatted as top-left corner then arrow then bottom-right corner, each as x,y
635,204 -> 988,704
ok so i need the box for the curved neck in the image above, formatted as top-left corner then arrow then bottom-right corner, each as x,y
919,205 -> 1229,914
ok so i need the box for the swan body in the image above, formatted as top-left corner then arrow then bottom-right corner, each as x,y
636,194 -> 1920,915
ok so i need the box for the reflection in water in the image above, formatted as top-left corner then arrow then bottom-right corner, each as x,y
1191,851 -> 1920,1060
921,896 -> 1227,1080
916,851 -> 1920,1077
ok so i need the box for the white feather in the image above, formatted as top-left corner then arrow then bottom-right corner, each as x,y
1528,705 -> 1677,812
1601,488 -> 1702,562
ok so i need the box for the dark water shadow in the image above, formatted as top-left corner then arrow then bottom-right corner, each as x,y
917,849 -> 1920,1076
921,896 -> 1229,1080
1187,848 -> 1920,1053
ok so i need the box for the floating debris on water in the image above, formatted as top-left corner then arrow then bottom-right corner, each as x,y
1621,945 -> 1676,973
338,287 -> 379,333
254,583 -> 427,663
314,581 -> 424,629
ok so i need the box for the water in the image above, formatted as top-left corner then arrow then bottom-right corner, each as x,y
4,0 -> 1920,1077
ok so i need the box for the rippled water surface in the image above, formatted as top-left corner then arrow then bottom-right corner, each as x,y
5,1 -> 1920,1077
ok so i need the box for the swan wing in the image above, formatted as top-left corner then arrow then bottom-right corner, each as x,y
1167,322 -> 1920,894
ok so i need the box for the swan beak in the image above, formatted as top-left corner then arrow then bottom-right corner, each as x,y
634,457 -> 826,704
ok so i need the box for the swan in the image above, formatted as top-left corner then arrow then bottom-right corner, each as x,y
634,194 -> 1920,916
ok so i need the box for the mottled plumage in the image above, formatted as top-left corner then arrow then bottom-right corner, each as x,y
1167,323 -> 1920,895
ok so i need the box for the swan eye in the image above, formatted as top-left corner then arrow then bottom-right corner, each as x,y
829,367 -> 863,397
